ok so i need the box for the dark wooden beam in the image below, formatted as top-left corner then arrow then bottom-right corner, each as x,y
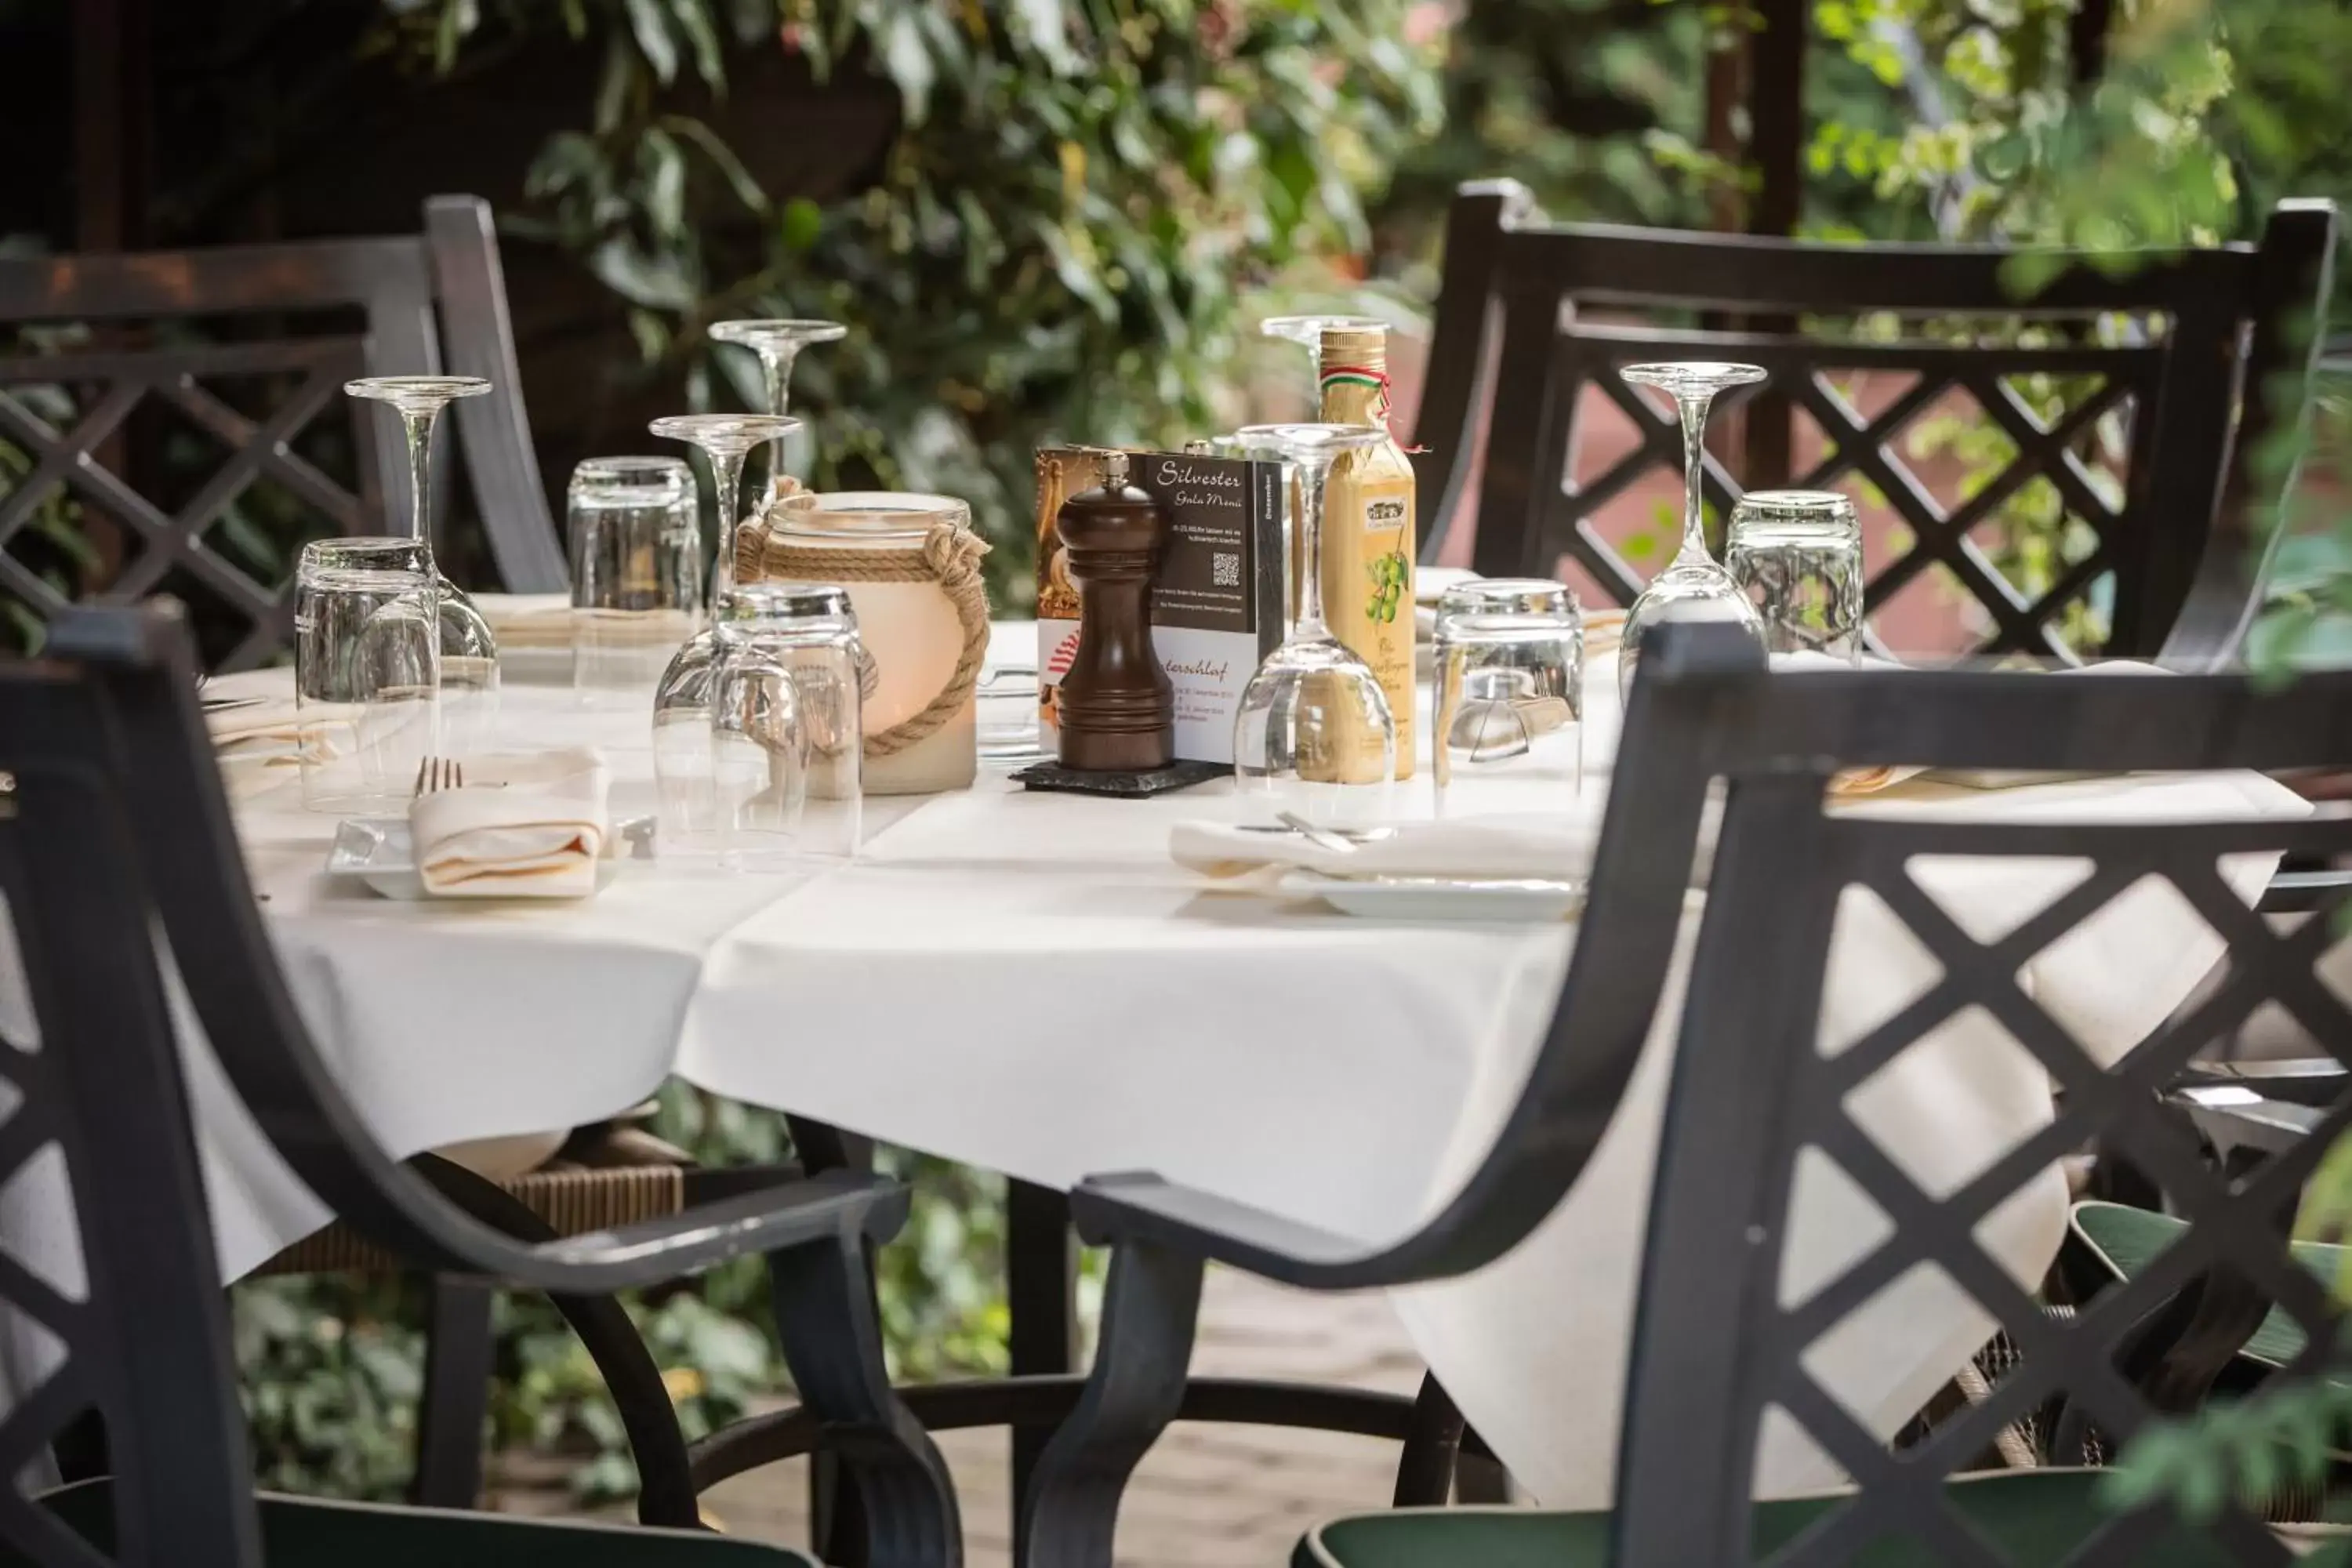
73,0 -> 150,251
2071,0 -> 2115,85
1742,0 -> 1806,488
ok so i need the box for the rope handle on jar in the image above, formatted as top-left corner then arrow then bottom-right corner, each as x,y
736,502 -> 992,759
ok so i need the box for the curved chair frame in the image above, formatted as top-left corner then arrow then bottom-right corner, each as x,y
0,601 -> 960,1568
1022,620 -> 2352,1566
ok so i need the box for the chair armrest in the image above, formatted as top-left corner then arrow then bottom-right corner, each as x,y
2258,866 -> 2352,913
1069,1172 -> 1401,1290
2169,1085 -> 2327,1162
2175,1058 -> 2345,1109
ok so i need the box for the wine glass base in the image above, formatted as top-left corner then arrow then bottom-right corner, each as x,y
1232,637 -> 1399,813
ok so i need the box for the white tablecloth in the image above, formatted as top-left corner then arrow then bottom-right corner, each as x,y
0,626 -> 2310,1510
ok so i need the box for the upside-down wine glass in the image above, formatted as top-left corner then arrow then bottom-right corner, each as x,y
709,319 -> 846,499
1231,423 -> 1396,820
1258,315 -> 1388,404
1616,361 -> 1770,699
648,413 -> 803,849
343,375 -> 501,735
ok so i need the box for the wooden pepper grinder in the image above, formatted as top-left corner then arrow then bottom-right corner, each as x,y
1055,449 -> 1174,771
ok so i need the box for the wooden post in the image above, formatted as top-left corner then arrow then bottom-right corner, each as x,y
73,0 -> 150,251
72,0 -> 151,593
1742,0 -> 1806,490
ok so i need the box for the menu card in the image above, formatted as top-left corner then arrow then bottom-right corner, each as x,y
1035,447 -> 1286,764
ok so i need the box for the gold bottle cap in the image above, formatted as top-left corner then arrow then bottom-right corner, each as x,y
1320,323 -> 1389,364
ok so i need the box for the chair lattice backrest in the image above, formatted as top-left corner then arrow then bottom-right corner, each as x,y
1410,183 -> 2337,665
0,644 -> 263,1566
0,197 -> 564,670
1613,629 -> 2352,1565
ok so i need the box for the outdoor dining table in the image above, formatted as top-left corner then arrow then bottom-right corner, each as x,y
0,618 -> 2311,1512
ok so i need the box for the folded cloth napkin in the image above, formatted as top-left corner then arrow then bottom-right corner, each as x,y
1171,813 -> 1601,884
206,697 -> 309,758
411,747 -> 610,898
470,592 -> 575,651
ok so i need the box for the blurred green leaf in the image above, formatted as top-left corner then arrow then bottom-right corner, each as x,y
622,0 -> 680,84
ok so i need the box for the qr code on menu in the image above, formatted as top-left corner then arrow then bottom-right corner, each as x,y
1211,551 -> 1241,587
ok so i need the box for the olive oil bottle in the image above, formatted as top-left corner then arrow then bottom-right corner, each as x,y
1318,324 -> 1417,780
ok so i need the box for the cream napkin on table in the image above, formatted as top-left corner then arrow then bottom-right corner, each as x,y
470,591 -> 575,652
411,747 -> 610,898
206,698 -> 309,758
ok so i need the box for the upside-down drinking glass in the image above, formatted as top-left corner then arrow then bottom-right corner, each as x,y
1230,423 -> 1396,818
706,581 -> 866,868
1432,578 -> 1584,808
343,376 -> 500,740
1725,489 -> 1866,659
568,456 -> 702,704
1617,361 -> 1769,699
709,319 -> 845,499
293,537 -> 439,815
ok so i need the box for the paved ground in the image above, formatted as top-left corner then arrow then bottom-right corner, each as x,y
691,1267 -> 1429,1566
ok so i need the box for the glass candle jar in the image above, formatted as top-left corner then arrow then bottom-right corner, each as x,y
739,492 -> 988,796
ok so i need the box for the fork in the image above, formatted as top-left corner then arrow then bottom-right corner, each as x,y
1274,811 -> 1397,855
412,757 -> 465,797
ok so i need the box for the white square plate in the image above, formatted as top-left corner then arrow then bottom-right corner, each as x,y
327,816 -> 648,900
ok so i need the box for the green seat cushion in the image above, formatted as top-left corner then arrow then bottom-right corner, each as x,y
13,1479 -> 818,1568
1296,1470 -> 2240,1568
2071,1200 -> 2343,1368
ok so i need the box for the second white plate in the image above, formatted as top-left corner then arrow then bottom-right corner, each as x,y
1279,868 -> 1584,922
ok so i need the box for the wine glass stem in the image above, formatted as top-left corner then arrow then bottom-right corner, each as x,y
1675,390 -> 1715,566
398,406 -> 440,546
710,449 -> 746,609
1295,456 -> 1334,641
760,348 -> 798,493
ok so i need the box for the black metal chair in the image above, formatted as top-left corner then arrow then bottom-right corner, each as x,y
1410,179 -> 2339,668
0,194 -> 567,669
0,601 -> 958,1568
1021,620 -> 2352,1566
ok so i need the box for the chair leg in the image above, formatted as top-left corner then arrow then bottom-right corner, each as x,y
768,1229 -> 962,1568
1018,1241 -> 1205,1568
1390,1372 -> 1464,1507
785,1116 -> 877,1566
1008,1179 -> 1078,1563
412,1274 -> 495,1509
1454,1450 -> 1512,1504
410,1154 -> 702,1528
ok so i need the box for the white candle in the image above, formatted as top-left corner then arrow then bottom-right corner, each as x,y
755,492 -> 981,796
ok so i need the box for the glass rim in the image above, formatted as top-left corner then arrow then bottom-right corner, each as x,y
1437,578 -> 1580,620
716,580 -> 857,621
710,318 -> 849,347
297,535 -> 431,572
572,455 -> 693,482
343,375 -> 492,401
1730,488 -> 1862,535
1619,361 -> 1770,393
1259,314 -> 1389,343
775,489 -> 970,542
1232,421 -> 1386,456
648,412 -> 804,452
